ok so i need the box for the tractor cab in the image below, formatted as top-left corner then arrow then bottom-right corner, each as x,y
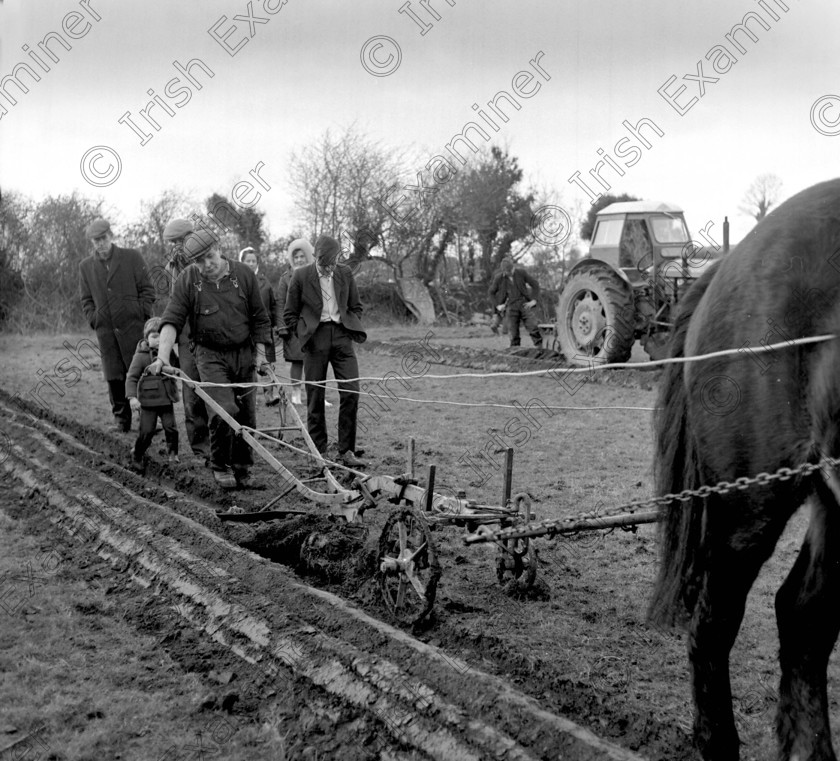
589,201 -> 691,287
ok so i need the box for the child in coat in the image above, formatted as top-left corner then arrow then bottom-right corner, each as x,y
126,317 -> 180,468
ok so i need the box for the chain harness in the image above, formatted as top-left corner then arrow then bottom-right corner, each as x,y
474,455 -> 840,543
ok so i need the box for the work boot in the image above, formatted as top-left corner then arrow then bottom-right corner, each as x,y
233,467 -> 262,490
338,450 -> 367,469
213,469 -> 237,490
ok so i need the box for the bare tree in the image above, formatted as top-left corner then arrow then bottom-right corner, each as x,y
7,193 -> 105,331
288,124 -> 404,262
739,174 -> 783,221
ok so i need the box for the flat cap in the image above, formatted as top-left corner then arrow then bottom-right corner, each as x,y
314,235 -> 341,264
182,230 -> 219,262
163,218 -> 194,241
85,218 -> 111,238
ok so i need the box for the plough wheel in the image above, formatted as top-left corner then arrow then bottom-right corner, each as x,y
378,507 -> 441,625
496,493 -> 537,594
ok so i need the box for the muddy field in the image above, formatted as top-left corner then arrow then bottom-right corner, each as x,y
2,326 -> 837,761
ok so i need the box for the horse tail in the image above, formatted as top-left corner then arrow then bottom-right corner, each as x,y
647,266 -> 719,628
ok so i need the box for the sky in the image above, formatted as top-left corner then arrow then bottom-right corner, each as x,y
1,0 -> 839,248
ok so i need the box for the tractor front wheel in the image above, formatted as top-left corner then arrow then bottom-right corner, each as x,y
556,268 -> 635,366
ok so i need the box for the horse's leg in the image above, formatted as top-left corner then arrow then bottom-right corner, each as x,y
689,504 -> 791,761
775,479 -> 840,761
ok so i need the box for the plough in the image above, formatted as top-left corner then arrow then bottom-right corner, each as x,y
174,366 -> 663,625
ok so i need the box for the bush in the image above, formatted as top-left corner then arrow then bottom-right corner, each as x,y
357,282 -> 415,326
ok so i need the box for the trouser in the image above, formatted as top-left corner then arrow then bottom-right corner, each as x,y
507,304 -> 542,347
194,344 -> 256,474
491,309 -> 508,334
134,405 -> 178,460
303,323 -> 360,455
108,378 -> 131,430
177,335 -> 210,456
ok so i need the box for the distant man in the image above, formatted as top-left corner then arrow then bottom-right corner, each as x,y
163,218 -> 210,462
79,218 -> 155,432
147,230 -> 272,489
490,256 -> 543,348
283,235 -> 367,469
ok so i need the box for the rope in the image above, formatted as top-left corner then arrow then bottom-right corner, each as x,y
166,332 -> 835,389
163,371 -> 657,412
244,427 -> 361,475
159,332 -> 832,414
344,333 -> 836,381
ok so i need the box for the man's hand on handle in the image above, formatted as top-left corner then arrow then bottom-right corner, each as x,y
146,357 -> 175,376
255,342 -> 269,376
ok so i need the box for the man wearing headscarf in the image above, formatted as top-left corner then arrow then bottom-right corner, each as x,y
79,218 -> 155,432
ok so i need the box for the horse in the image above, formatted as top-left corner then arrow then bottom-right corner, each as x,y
649,178 -> 840,761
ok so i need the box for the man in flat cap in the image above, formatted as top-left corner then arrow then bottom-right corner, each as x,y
147,230 -> 272,489
283,234 -> 367,469
162,218 -> 210,463
79,217 -> 155,432
490,256 -> 543,349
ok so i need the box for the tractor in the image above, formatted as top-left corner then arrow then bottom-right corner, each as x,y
553,201 -> 720,366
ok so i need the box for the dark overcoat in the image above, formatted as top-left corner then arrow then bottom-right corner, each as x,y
255,271 -> 280,363
283,263 -> 366,349
276,269 -> 303,362
79,245 -> 155,381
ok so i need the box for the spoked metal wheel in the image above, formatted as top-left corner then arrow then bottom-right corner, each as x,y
496,493 -> 537,594
378,508 -> 440,625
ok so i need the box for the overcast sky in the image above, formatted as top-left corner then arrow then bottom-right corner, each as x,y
1,0 -> 838,247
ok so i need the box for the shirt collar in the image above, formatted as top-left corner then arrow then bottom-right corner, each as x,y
316,263 -> 334,279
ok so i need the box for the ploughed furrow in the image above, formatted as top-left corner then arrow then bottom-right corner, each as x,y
0,400 -> 651,761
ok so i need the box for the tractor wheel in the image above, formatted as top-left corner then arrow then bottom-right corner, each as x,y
556,268 -> 635,366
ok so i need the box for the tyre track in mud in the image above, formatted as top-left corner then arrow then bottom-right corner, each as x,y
0,395 -> 656,761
